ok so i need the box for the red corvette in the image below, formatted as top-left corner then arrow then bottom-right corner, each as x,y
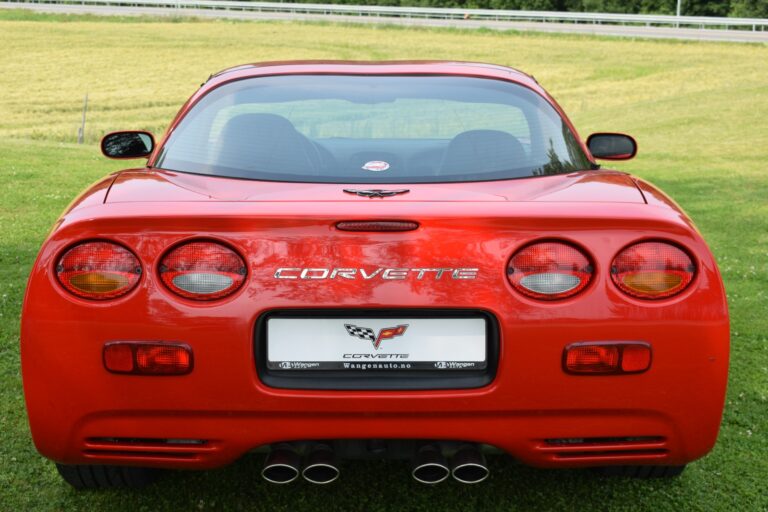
21,61 -> 729,489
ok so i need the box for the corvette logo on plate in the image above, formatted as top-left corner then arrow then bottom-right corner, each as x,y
345,323 -> 408,350
361,160 -> 390,172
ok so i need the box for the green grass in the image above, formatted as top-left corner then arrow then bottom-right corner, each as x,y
1,10 -> 767,511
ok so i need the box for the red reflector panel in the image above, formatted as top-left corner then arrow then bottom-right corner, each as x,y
159,241 -> 246,300
104,343 -> 193,375
507,241 -> 593,300
56,241 -> 141,300
611,242 -> 695,299
564,343 -> 651,375
103,344 -> 134,373
336,221 -> 419,232
621,344 -> 652,372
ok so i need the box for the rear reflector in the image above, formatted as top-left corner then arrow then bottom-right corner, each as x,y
507,241 -> 593,300
620,344 -> 653,372
611,241 -> 695,299
564,342 -> 651,375
104,342 -> 193,375
159,241 -> 246,300
336,221 -> 419,232
56,241 -> 141,300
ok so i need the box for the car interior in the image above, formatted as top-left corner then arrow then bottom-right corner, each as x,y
213,112 -> 535,179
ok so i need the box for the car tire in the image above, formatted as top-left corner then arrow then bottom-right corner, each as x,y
55,463 -> 161,489
595,464 -> 686,479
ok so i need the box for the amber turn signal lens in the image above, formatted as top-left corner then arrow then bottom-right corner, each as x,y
68,272 -> 130,293
564,342 -> 651,375
620,271 -> 683,294
56,241 -> 141,300
611,241 -> 695,299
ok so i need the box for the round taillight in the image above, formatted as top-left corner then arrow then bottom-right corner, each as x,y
56,241 -> 141,300
507,241 -> 593,300
159,241 -> 246,300
611,241 -> 695,299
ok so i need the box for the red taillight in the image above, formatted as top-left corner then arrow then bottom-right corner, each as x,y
104,342 -> 193,375
507,241 -> 593,300
159,241 -> 246,300
611,241 -> 695,299
56,241 -> 141,300
564,342 -> 651,374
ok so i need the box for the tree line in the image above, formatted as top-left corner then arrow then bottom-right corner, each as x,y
287,0 -> 768,18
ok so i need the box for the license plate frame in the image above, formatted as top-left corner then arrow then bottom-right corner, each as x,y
267,316 -> 487,371
255,309 -> 499,391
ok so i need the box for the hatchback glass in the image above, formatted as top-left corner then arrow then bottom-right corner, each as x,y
156,75 -> 591,183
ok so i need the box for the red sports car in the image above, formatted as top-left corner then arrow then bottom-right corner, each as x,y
21,61 -> 729,489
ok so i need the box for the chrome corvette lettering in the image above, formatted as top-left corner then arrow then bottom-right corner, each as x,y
413,268 -> 442,279
452,268 -> 478,280
300,268 -> 329,279
382,268 -> 408,280
359,268 -> 382,279
274,268 -> 299,279
274,268 -> 478,280
330,268 -> 356,279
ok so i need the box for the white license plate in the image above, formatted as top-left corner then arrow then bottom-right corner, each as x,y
267,317 -> 487,371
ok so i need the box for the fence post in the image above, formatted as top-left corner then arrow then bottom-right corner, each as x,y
77,93 -> 88,144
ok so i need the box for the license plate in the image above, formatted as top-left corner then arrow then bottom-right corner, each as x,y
266,317 -> 487,371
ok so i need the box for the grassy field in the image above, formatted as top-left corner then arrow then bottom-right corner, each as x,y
1,9 -> 766,511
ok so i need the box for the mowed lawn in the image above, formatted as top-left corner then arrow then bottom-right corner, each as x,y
0,10 -> 766,511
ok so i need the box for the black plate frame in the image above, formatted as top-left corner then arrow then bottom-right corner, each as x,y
254,309 -> 499,390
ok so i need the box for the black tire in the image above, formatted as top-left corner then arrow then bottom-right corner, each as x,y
595,464 -> 686,479
55,463 -> 161,490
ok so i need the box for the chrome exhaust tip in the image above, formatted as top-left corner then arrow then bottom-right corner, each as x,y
261,443 -> 300,484
302,444 -> 340,485
411,444 -> 450,484
451,444 -> 489,484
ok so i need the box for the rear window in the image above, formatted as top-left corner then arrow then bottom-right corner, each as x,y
156,75 -> 591,183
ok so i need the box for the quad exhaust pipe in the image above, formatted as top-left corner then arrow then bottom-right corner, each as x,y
302,444 -> 340,484
261,443 -> 301,484
262,441 -> 488,485
451,444 -> 490,484
411,444 -> 451,484
262,443 -> 340,485
412,443 -> 489,485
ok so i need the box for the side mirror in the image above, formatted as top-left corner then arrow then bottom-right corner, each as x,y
587,133 -> 637,161
101,131 -> 155,159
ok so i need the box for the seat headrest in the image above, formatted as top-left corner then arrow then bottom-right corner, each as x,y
441,129 -> 527,176
216,113 -> 316,173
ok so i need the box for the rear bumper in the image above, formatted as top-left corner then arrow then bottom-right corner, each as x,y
22,301 -> 728,470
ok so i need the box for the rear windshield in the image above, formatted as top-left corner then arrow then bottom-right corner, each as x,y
156,75 -> 591,183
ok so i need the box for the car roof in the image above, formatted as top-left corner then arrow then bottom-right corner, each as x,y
202,60 -> 543,94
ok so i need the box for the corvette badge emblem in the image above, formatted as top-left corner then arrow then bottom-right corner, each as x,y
361,160 -> 390,172
342,188 -> 410,198
344,323 -> 408,350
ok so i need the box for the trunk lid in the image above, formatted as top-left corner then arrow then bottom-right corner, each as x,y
104,169 -> 645,204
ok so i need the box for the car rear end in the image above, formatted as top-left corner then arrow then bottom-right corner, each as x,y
20,62 -> 729,487
21,192 -> 729,474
